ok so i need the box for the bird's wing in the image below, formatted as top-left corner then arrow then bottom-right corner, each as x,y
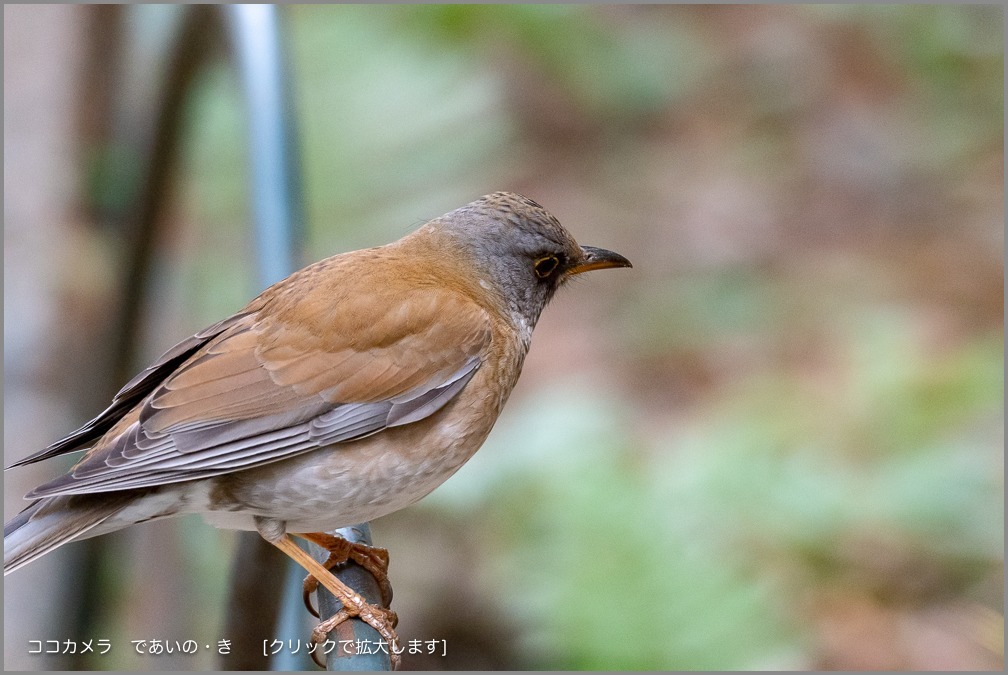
5,312 -> 254,469
24,286 -> 492,498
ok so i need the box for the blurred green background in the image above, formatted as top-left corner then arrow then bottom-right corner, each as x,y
4,4 -> 1003,671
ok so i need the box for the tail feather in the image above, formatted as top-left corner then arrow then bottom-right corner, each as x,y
4,493 -> 134,575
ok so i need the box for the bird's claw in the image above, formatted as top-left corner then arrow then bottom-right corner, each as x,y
301,535 -> 393,617
308,604 -> 400,669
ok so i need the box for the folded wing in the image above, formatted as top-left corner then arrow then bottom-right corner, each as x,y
25,285 -> 491,498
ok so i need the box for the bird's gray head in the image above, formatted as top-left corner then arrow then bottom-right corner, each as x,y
430,192 -> 632,335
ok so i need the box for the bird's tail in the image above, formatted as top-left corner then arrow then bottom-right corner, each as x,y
4,492 -> 133,575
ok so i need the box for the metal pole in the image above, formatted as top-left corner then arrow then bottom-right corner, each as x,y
223,4 -> 304,288
311,524 -> 394,670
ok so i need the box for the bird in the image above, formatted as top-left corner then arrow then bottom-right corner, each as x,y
3,191 -> 631,666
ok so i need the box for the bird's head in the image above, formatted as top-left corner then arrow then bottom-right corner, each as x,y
427,191 -> 632,333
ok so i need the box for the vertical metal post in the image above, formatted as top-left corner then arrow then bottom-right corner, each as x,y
223,4 -> 304,288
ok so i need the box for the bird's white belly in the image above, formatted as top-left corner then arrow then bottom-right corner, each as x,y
196,409 -> 492,534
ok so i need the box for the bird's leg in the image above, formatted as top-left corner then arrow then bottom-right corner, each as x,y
255,518 -> 400,669
296,531 -> 393,617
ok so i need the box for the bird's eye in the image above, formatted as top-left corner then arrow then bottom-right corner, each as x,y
534,255 -> 560,278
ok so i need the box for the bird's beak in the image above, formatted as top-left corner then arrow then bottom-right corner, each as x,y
567,246 -> 633,276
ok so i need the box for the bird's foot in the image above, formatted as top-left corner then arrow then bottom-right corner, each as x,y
298,531 -> 393,617
309,603 -> 400,669
259,528 -> 401,669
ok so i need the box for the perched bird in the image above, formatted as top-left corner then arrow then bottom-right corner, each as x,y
4,191 -> 630,664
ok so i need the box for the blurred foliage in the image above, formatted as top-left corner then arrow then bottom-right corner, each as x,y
427,314 -> 1001,669
392,4 -> 707,119
21,2 -> 1001,670
815,5 -> 1003,166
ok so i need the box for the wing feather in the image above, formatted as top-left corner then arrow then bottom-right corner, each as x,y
24,281 -> 492,499
4,312 -> 252,469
